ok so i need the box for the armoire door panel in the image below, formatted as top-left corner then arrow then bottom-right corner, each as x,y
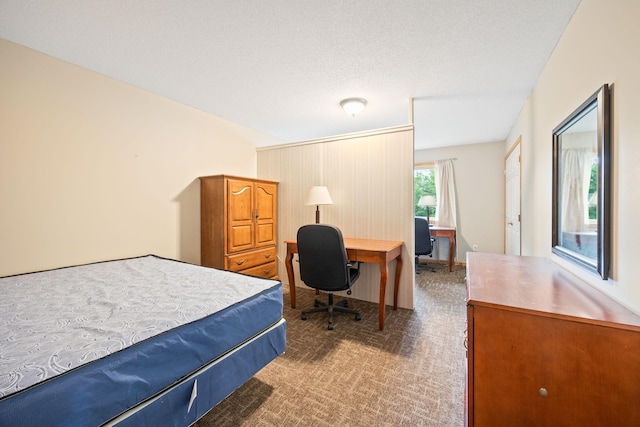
255,183 -> 276,221
227,179 -> 255,252
254,182 -> 277,247
228,225 -> 253,253
255,223 -> 275,247
228,180 -> 253,222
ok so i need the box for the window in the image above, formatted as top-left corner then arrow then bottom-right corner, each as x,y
414,165 -> 437,220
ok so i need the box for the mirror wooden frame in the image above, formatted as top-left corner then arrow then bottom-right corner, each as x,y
552,84 -> 611,279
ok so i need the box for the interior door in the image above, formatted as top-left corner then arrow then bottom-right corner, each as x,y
505,138 -> 521,255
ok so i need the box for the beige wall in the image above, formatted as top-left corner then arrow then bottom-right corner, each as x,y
414,141 -> 506,261
505,0 -> 640,313
258,127 -> 415,309
0,39 -> 277,276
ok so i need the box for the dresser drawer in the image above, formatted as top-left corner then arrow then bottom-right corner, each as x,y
240,261 -> 277,279
226,247 -> 277,272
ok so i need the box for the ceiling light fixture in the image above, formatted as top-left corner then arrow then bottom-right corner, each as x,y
340,98 -> 367,117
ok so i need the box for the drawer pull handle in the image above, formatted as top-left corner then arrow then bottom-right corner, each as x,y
264,254 -> 271,258
539,387 -> 548,398
264,269 -> 272,274
235,259 -> 246,266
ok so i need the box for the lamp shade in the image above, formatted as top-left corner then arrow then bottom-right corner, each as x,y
418,195 -> 436,207
305,186 -> 333,206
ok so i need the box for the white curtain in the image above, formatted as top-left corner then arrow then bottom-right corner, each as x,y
435,159 -> 457,228
561,148 -> 591,232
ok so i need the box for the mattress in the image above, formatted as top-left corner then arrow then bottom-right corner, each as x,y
0,255 -> 285,426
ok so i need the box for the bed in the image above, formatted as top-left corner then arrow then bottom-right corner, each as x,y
0,255 -> 286,426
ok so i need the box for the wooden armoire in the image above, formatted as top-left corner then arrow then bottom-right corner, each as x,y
199,175 -> 278,279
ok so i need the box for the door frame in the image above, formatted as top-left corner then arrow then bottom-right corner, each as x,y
504,136 -> 522,255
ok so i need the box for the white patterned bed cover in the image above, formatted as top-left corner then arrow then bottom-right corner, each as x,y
0,255 -> 281,398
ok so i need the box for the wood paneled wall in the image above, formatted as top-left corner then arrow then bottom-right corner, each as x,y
257,126 -> 415,309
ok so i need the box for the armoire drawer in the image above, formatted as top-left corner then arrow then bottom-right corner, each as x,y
239,261 -> 277,279
226,247 -> 277,272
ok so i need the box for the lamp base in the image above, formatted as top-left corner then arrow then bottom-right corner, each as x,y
315,206 -> 320,224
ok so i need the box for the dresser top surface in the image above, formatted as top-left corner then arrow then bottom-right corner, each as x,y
466,252 -> 640,329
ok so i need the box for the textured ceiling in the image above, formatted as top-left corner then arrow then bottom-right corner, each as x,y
0,1 -> 581,150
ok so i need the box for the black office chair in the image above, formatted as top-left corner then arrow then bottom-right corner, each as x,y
415,217 -> 436,273
297,224 -> 362,330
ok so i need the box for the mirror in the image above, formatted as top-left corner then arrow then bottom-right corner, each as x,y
552,84 -> 610,279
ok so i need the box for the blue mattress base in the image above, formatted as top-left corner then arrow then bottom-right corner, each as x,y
108,319 -> 286,427
0,256 -> 285,427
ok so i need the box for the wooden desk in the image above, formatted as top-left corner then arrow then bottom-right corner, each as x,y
284,237 -> 403,331
430,226 -> 456,271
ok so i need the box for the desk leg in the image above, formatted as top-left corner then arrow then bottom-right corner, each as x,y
285,250 -> 296,309
377,260 -> 389,331
376,255 -> 403,331
448,235 -> 455,272
393,255 -> 403,310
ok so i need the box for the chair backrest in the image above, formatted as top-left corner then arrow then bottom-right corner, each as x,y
297,224 -> 353,292
415,217 -> 433,256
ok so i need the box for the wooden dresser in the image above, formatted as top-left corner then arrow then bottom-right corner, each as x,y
199,175 -> 278,279
465,252 -> 640,427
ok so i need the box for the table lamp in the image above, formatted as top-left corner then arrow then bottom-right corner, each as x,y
305,186 -> 333,224
418,195 -> 437,224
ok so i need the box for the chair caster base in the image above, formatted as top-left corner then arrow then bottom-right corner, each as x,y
301,295 -> 361,330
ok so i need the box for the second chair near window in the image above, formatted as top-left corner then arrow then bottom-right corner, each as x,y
296,224 -> 362,330
415,217 -> 436,273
